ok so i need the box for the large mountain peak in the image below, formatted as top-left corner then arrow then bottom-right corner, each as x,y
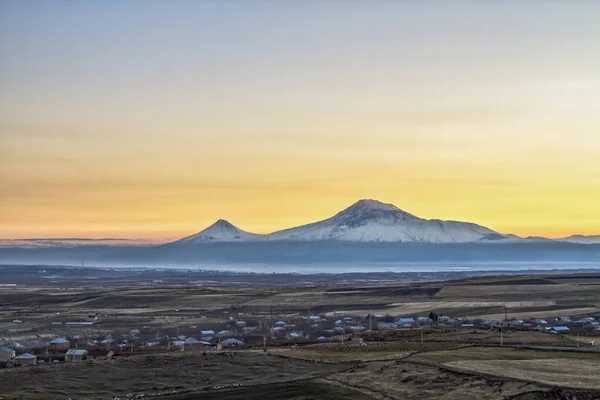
337,199 -> 418,222
347,199 -> 401,212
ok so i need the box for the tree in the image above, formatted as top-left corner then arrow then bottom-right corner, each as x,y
428,312 -> 439,322
383,314 -> 395,323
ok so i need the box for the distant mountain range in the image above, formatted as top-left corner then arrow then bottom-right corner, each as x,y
0,238 -> 164,248
1,199 -> 599,268
3,199 -> 600,248
171,199 -> 598,245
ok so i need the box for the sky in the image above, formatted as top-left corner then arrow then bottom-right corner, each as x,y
1,0 -> 599,240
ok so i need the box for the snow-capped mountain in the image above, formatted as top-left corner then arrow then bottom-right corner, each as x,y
263,199 -> 501,243
172,199 -> 509,244
174,219 -> 263,244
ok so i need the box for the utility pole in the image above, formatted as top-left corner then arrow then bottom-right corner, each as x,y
504,304 -> 508,322
500,329 -> 503,346
421,329 -> 424,345
577,333 -> 580,348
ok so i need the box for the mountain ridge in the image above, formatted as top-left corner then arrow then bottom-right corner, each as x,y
173,199 -> 506,244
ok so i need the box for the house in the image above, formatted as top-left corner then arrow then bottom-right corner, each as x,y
201,330 -> 215,336
274,321 -> 286,326
183,337 -> 202,350
491,322 -> 517,332
49,338 -> 70,351
65,349 -> 88,362
14,353 -> 37,366
243,327 -> 258,335
552,326 -> 570,333
0,346 -> 15,362
350,337 -> 364,345
349,326 -> 366,332
87,349 -> 114,359
221,338 -> 244,348
243,335 -> 266,346
397,317 -> 415,326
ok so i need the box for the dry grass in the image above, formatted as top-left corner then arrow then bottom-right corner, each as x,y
435,284 -> 595,298
271,348 -> 412,363
446,359 -> 600,389
408,346 -> 600,364
0,352 -> 349,400
477,307 -> 600,320
328,360 -> 544,400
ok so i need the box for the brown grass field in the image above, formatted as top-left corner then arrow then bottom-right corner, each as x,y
2,271 -> 600,399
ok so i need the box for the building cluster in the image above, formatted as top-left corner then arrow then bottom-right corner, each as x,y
2,310 -> 598,368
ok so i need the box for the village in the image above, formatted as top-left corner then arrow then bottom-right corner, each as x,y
2,306 -> 598,367
2,272 -> 600,399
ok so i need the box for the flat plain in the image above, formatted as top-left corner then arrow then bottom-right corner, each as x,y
1,266 -> 600,399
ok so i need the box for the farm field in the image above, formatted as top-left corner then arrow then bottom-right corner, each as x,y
270,341 -> 462,363
447,359 -> 600,389
163,382 -> 374,400
0,352 -> 351,400
2,268 -> 600,399
408,346 -> 600,390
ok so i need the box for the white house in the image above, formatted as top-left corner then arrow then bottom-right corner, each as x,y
0,346 -> 16,362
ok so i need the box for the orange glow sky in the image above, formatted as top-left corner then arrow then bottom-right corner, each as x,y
1,1 -> 599,240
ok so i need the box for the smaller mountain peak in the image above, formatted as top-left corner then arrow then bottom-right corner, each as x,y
175,219 -> 261,243
213,219 -> 234,227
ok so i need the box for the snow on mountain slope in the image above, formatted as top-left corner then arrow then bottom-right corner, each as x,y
263,199 -> 502,243
168,199 -> 598,245
174,219 -> 264,243
557,235 -> 600,244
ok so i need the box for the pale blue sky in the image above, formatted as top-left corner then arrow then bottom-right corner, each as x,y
1,0 -> 599,238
